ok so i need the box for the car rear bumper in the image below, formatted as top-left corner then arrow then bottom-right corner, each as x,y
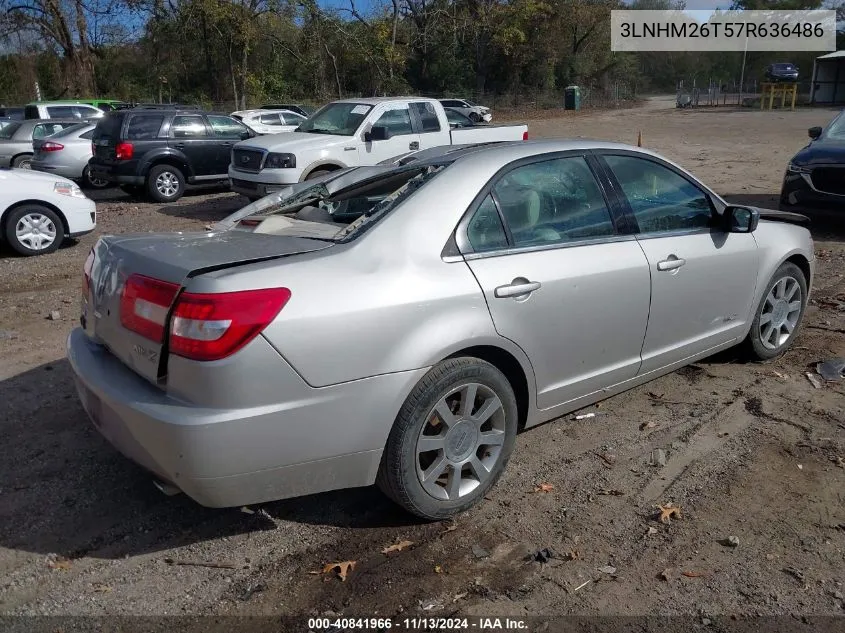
67,327 -> 426,507
31,160 -> 81,180
88,163 -> 143,185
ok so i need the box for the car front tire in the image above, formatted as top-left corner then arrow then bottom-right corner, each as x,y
744,262 -> 807,361
147,165 -> 185,202
377,357 -> 518,520
12,154 -> 33,169
4,204 -> 65,256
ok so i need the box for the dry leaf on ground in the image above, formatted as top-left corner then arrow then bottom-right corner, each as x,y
597,488 -> 624,496
656,504 -> 682,524
682,570 -> 706,578
434,565 -> 444,574
92,583 -> 112,593
311,561 -> 356,582
48,558 -> 72,571
533,483 -> 554,493
382,540 -> 414,554
441,521 -> 458,535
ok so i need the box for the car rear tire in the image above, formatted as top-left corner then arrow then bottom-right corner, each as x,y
12,154 -> 33,169
147,165 -> 185,202
82,166 -> 111,189
4,204 -> 64,256
743,262 -> 807,361
377,357 -> 518,520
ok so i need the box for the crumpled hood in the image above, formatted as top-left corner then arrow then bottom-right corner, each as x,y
234,132 -> 351,154
0,167 -> 74,186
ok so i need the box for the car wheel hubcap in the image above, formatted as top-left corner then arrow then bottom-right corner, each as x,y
156,172 -> 179,197
16,213 -> 57,251
759,276 -> 802,350
18,160 -> 31,169
416,383 -> 506,501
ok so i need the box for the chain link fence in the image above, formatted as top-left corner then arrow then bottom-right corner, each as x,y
675,78 -> 813,109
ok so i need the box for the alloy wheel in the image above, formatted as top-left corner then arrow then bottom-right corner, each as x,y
759,275 -> 802,350
155,171 -> 179,198
415,383 -> 506,501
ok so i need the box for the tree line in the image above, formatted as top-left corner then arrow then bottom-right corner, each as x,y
0,0 -> 841,109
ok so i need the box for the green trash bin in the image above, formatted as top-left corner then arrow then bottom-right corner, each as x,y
564,85 -> 581,111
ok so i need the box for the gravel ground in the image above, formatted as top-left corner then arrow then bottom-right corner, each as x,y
0,96 -> 843,620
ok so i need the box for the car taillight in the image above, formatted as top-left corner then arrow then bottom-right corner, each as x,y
522,131 -> 528,141
120,274 -> 180,343
41,141 -> 64,152
115,142 -> 134,160
169,288 -> 291,361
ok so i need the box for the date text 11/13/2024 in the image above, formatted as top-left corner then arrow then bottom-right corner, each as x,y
307,617 -> 529,631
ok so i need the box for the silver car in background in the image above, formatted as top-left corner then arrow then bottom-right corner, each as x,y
0,119 -> 83,169
31,123 -> 109,189
68,140 -> 814,520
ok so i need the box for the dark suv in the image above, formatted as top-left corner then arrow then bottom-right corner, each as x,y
88,107 -> 255,202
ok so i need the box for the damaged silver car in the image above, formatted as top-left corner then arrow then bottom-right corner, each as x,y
68,140 -> 814,519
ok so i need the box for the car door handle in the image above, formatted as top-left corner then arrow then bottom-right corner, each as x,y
174,143 -> 185,149
494,279 -> 541,298
657,255 -> 686,271
409,141 -> 420,150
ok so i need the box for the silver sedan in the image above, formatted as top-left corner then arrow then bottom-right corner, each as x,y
30,122 -> 109,189
67,140 -> 814,519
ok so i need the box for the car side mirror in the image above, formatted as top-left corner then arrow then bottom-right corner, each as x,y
723,205 -> 759,233
364,125 -> 391,142
808,126 -> 822,140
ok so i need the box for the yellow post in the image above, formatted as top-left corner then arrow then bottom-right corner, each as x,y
769,84 -> 775,110
791,84 -> 797,111
761,84 -> 765,110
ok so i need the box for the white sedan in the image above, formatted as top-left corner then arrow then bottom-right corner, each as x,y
230,109 -> 307,135
1,168 -> 96,256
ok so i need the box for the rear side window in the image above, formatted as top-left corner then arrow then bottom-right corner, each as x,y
47,106 -> 76,118
0,122 -> 22,139
467,195 -> 508,252
80,129 -> 94,140
259,113 -> 282,125
74,105 -> 101,118
493,157 -> 615,247
126,115 -> 164,140
24,105 -> 39,120
170,115 -> 207,138
411,102 -> 441,133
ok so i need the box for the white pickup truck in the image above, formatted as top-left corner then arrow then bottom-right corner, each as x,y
228,96 -> 528,199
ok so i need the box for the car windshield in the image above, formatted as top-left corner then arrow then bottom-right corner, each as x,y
215,163 -> 445,241
0,122 -> 22,139
825,112 -> 845,139
774,64 -> 795,70
296,102 -> 372,136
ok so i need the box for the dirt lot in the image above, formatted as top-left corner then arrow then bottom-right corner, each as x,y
1,97 -> 843,622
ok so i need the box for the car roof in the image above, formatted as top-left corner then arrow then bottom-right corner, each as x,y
232,109 -> 301,117
334,96 -> 439,105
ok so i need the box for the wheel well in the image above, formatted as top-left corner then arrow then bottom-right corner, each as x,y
147,156 -> 191,179
447,345 -> 530,431
785,254 -> 811,286
1,199 -> 69,239
303,163 -> 342,180
10,152 -> 33,165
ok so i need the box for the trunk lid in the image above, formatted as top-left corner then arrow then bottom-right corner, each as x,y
82,230 -> 332,384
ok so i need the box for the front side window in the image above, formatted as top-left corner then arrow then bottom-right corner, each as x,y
208,115 -> 249,138
127,115 -> 164,140
411,102 -> 441,133
170,115 -> 207,138
280,112 -> 306,125
260,114 -> 282,125
603,155 -> 713,233
32,123 -> 69,139
372,107 -> 413,136
491,157 -> 615,247
75,106 -> 101,118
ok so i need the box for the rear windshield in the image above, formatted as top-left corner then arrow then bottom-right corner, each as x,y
92,113 -> 123,141
49,123 -> 91,139
0,122 -> 22,139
